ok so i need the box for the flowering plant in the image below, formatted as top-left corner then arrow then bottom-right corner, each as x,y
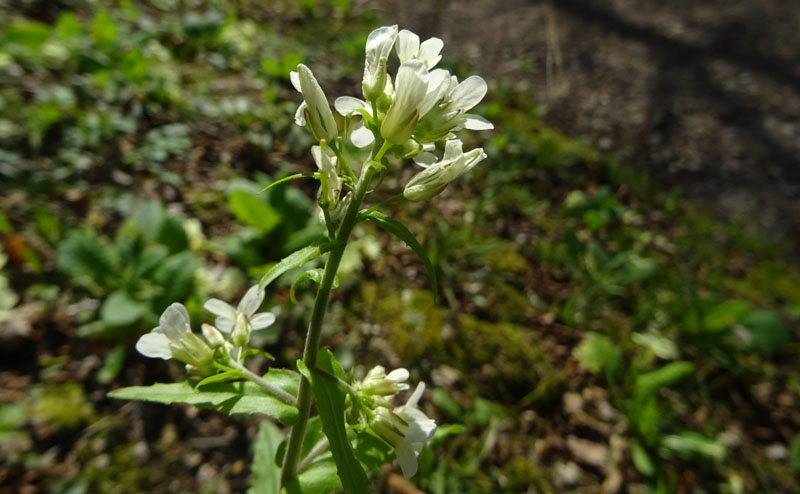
111,24 -> 492,492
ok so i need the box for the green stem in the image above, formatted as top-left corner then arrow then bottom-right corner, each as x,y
280,159 -> 377,486
227,359 -> 297,405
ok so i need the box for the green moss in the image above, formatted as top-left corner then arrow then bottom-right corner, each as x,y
30,382 -> 93,429
501,456 -> 552,493
448,315 -> 563,405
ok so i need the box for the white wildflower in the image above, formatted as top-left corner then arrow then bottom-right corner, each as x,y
135,303 -> 214,367
404,139 -> 487,201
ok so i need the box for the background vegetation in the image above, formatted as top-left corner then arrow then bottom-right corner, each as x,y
1,1 -> 798,493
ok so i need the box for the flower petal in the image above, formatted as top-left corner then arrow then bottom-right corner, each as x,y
334,96 -> 371,116
418,37 -> 444,68
294,101 -> 307,126
442,139 -> 464,161
413,151 -> 438,168
450,76 -> 488,111
406,382 -> 426,408
350,123 -> 375,148
250,312 -> 276,330
289,70 -> 301,92
203,298 -> 236,319
237,285 -> 265,317
386,368 -> 410,382
463,114 -> 494,130
159,303 -> 191,341
135,331 -> 172,359
216,316 -> 234,333
395,442 -> 419,479
366,25 -> 399,68
396,29 -> 420,63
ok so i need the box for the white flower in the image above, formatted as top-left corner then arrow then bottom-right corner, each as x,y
203,285 -> 275,333
135,303 -> 214,367
369,383 -> 437,479
414,73 -> 493,143
334,96 -> 375,148
380,60 -> 430,145
357,365 -> 410,397
396,29 -> 443,69
290,64 -> 338,143
404,139 -> 487,201
362,25 -> 398,101
311,145 -> 342,208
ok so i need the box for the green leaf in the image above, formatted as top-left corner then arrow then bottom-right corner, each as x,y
573,332 -> 621,377
703,300 -> 751,333
91,10 -> 118,47
109,381 -> 299,425
294,459 -> 341,494
153,252 -> 199,306
263,368 -> 302,397
361,211 -> 438,298
353,433 -> 393,471
790,434 -> 800,471
297,351 -> 368,494
249,421 -> 285,494
258,241 -> 333,291
100,290 -> 146,327
631,440 -> 655,477
240,348 -> 276,361
259,173 -> 318,193
97,344 -> 127,384
155,215 -> 190,254
196,370 -> 243,389
229,190 -> 282,233
740,309 -> 793,353
634,361 -> 693,399
290,269 -> 339,303
57,230 -> 118,292
661,431 -> 725,462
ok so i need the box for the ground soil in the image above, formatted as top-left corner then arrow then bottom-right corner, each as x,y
376,0 -> 800,253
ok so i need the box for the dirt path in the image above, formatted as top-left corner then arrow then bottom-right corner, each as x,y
377,0 -> 800,252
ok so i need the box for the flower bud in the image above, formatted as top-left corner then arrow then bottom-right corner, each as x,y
362,25 -> 398,101
369,407 -> 408,448
291,64 -> 338,143
312,144 -> 342,209
201,323 -> 226,349
357,366 -> 410,397
232,312 -> 251,348
404,139 -> 486,201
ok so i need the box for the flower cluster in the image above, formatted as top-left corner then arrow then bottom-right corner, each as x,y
352,365 -> 437,479
135,285 -> 275,367
290,25 -> 493,206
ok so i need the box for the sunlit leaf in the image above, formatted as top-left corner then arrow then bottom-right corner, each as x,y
109,381 -> 299,425
361,210 -> 438,298
249,421 -> 284,494
297,351 -> 368,493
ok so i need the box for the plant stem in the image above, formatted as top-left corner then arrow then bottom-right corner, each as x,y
297,437 -> 330,473
227,359 -> 297,405
280,160 -> 376,486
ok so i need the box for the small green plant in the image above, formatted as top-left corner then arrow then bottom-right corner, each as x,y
57,201 -> 201,338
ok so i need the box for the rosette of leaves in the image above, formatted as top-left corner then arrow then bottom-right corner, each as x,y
57,201 -> 201,340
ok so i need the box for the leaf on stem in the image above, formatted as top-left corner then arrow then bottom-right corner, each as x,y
360,210 -> 438,299
260,172 -> 319,193
195,369 -> 244,389
249,421 -> 285,494
258,240 -> 336,291
290,269 -> 340,303
109,380 -> 299,425
296,351 -> 368,494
